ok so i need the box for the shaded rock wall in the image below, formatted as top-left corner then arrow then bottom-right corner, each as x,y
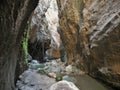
57,0 -> 120,88
0,0 -> 38,90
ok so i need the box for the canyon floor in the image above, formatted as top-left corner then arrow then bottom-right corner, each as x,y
16,59 -> 114,90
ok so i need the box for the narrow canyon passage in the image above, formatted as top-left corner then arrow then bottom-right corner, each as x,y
16,59 -> 114,90
0,0 -> 120,90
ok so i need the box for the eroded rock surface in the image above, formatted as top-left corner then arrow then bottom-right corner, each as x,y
28,0 -> 62,62
57,0 -> 120,88
45,0 -> 61,59
0,0 -> 38,90
28,0 -> 51,62
57,0 -> 82,64
81,0 -> 120,87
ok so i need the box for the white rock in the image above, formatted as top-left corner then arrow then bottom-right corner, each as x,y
50,80 -> 79,90
99,67 -> 110,74
31,60 -> 39,64
65,65 -> 73,74
48,72 -> 56,78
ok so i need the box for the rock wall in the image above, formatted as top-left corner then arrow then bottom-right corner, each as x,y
57,0 -> 120,88
45,0 -> 61,59
29,0 -> 62,60
57,0 -> 83,64
82,0 -> 120,88
28,0 -> 51,62
0,0 -> 38,90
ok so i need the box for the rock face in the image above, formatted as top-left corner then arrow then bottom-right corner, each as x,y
80,0 -> 120,88
28,0 -> 51,62
28,0 -> 62,61
45,0 -> 61,59
57,0 -> 83,64
57,0 -> 120,88
0,0 -> 38,90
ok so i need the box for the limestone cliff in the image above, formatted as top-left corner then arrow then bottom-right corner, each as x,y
28,0 -> 51,62
29,0 -> 62,61
45,0 -> 61,59
57,0 -> 120,88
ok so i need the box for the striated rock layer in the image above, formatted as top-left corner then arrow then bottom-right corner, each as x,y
81,0 -> 120,88
57,0 -> 120,88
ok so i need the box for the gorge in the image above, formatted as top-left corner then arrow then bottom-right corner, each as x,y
0,0 -> 120,90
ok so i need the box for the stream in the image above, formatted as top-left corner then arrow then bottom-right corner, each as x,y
16,59 -> 114,90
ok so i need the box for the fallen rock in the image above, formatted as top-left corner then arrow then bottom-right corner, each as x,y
50,80 -> 79,90
48,72 -> 56,78
65,65 -> 73,74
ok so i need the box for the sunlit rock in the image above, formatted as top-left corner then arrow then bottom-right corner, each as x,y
50,80 -> 79,90
48,72 -> 57,78
28,0 -> 51,62
45,0 -> 61,59
17,70 -> 56,90
65,65 -> 73,74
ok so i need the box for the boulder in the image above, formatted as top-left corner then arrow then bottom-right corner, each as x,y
48,72 -> 56,78
65,65 -> 73,74
50,80 -> 79,90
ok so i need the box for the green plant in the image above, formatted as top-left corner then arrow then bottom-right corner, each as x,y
56,75 -> 63,81
22,21 -> 30,63
22,30 -> 28,56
